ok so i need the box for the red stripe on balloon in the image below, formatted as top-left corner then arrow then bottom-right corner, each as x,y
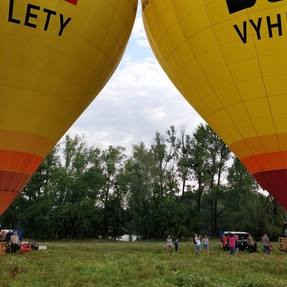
65,0 -> 78,5
0,170 -> 30,214
254,169 -> 287,209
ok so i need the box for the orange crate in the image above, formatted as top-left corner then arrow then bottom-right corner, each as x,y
0,242 -> 6,254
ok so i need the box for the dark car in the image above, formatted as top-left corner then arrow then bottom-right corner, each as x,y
222,231 -> 250,251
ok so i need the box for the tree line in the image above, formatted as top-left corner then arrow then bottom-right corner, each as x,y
1,124 -> 285,240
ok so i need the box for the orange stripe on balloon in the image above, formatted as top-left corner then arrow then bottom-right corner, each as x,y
230,133 -> 287,159
0,170 -> 30,215
242,151 -> 287,174
0,150 -> 43,175
0,130 -> 53,158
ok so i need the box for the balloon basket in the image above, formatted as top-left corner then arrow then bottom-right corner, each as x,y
0,242 -> 6,254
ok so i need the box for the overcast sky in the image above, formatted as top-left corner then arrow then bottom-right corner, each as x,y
67,6 -> 204,151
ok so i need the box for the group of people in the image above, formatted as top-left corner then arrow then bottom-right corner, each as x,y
166,232 -> 272,256
166,235 -> 179,254
166,234 -> 209,255
0,227 -> 23,253
192,234 -> 209,256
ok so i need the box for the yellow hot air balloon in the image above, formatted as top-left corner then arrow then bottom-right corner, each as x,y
0,0 -> 137,214
143,0 -> 287,208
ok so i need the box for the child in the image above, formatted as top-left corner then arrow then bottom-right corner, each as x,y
193,234 -> 201,256
166,235 -> 173,255
202,235 -> 209,252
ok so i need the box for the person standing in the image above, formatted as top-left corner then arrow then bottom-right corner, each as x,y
0,227 -> 6,242
229,234 -> 236,255
173,237 -> 179,252
193,234 -> 201,256
166,235 -> 173,255
247,234 -> 257,252
202,235 -> 209,252
11,231 -> 19,253
219,231 -> 224,248
261,233 -> 270,254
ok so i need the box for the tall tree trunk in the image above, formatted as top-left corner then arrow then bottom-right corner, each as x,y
104,179 -> 110,208
196,175 -> 203,212
103,177 -> 111,238
195,175 -> 204,233
182,176 -> 186,197
209,170 -> 215,234
213,163 -> 222,235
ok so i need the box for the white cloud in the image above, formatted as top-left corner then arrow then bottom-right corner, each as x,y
67,55 -> 204,152
65,8 -> 204,152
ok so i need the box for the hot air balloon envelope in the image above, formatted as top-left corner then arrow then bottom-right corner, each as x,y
0,0 -> 137,214
143,0 -> 287,208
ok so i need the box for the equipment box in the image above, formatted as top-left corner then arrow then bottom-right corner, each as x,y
20,243 -> 32,253
279,237 -> 287,251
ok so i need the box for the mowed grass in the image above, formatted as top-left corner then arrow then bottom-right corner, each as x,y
0,240 -> 287,287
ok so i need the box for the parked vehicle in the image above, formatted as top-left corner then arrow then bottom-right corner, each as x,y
222,231 -> 250,251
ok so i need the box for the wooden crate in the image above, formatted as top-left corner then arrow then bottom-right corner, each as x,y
279,237 -> 287,251
0,242 -> 6,254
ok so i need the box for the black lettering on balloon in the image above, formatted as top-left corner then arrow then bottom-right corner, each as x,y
142,0 -> 150,11
7,1 -> 74,37
234,22 -> 248,44
24,4 -> 40,28
43,8 -> 57,31
59,14 -> 72,36
226,0 -> 283,14
8,0 -> 20,24
267,14 -> 282,37
226,0 -> 256,14
249,18 -> 263,40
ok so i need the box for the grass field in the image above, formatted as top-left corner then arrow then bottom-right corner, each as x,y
0,240 -> 287,287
